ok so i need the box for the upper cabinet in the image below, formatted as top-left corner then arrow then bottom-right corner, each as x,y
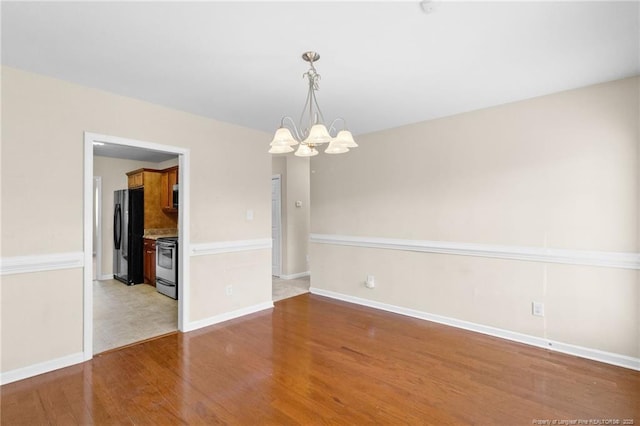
126,167 -> 178,229
127,170 -> 144,188
160,166 -> 179,212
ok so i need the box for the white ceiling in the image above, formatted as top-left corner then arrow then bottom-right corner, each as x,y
2,1 -> 639,141
92,142 -> 178,163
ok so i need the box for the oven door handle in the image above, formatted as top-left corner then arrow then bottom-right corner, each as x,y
156,277 -> 176,288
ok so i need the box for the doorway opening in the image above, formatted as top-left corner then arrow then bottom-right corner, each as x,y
83,132 -> 190,359
272,175 -> 282,277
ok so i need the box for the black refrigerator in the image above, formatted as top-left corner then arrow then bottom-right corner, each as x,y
113,188 -> 144,285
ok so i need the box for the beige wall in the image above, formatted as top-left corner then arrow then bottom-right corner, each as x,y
310,76 -> 639,358
1,66 -> 272,373
271,155 -> 310,277
1,269 -> 84,371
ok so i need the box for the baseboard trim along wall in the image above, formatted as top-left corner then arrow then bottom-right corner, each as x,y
279,271 -> 310,280
183,301 -> 274,332
310,234 -> 640,270
309,287 -> 640,371
0,252 -> 85,276
0,351 -> 85,385
190,238 -> 272,257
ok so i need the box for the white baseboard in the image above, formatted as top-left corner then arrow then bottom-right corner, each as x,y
279,271 -> 310,280
310,287 -> 640,372
183,301 -> 274,332
1,352 -> 85,385
98,274 -> 113,281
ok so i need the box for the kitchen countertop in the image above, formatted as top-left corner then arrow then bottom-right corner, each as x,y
143,228 -> 178,240
143,234 -> 178,241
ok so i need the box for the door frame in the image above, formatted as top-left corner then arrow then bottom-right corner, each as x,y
93,176 -> 102,280
272,174 -> 282,277
83,132 -> 190,360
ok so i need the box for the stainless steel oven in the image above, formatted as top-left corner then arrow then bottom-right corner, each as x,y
156,237 -> 178,299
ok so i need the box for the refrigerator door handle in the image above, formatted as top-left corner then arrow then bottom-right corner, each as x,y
114,204 -> 122,250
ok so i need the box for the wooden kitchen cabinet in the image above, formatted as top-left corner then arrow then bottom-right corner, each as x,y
127,170 -> 144,188
126,168 -> 177,229
160,166 -> 179,212
143,238 -> 156,286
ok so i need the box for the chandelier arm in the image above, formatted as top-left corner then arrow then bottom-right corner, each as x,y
281,116 -> 304,142
310,87 -> 326,125
297,78 -> 314,140
308,75 -> 314,125
328,117 -> 347,135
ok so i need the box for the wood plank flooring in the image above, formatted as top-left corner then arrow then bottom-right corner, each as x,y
2,294 -> 639,425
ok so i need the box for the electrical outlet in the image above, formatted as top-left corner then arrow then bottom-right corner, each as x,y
532,301 -> 544,317
365,275 -> 375,289
225,285 -> 233,296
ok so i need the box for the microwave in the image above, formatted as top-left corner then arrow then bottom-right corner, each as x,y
172,184 -> 179,209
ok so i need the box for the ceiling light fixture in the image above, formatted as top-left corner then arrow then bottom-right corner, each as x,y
269,51 -> 358,157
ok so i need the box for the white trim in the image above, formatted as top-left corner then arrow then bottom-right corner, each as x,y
272,174 -> 282,277
84,133 -> 93,360
98,274 -> 113,281
190,238 -> 272,257
183,301 -> 274,332
280,271 -> 310,280
0,252 -> 84,276
310,287 -> 640,371
93,176 -> 102,281
1,352 -> 85,385
177,149 -> 190,333
310,234 -> 640,270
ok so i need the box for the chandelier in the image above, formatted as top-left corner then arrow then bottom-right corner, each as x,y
268,51 -> 358,157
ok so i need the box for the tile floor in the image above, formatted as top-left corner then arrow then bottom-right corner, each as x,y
272,276 -> 310,301
93,275 -> 311,354
93,280 -> 178,354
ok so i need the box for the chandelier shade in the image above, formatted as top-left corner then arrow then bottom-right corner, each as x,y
333,130 -> 358,148
269,51 -> 357,157
303,124 -> 332,145
294,143 -> 319,157
270,127 -> 298,147
324,140 -> 349,154
268,144 -> 294,154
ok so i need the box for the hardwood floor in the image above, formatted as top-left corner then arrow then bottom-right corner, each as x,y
2,294 -> 639,425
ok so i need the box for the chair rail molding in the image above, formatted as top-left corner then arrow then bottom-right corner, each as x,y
190,238 -> 272,257
0,252 -> 85,276
310,234 -> 640,270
